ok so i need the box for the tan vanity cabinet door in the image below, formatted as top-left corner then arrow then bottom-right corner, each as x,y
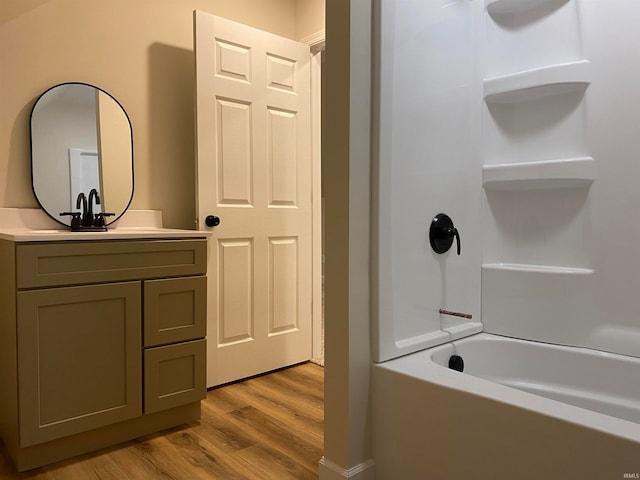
17,282 -> 142,447
16,239 -> 207,289
143,276 -> 207,347
144,339 -> 206,414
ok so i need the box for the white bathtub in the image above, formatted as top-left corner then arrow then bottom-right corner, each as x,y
372,333 -> 640,480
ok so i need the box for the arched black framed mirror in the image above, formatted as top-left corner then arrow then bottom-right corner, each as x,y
30,82 -> 134,228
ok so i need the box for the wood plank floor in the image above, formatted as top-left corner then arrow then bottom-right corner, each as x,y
0,362 -> 324,480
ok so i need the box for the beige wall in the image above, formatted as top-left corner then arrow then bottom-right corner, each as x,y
295,0 -> 325,41
0,0 -> 298,229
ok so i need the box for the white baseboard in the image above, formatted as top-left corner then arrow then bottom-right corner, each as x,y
319,457 -> 375,480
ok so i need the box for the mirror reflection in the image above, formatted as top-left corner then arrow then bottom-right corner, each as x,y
30,82 -> 134,228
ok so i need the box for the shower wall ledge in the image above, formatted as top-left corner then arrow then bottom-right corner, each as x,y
483,157 -> 595,190
484,60 -> 591,104
483,263 -> 594,275
486,0 -> 569,17
392,323 -> 483,354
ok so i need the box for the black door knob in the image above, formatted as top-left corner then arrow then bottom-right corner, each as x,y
429,213 -> 461,255
205,215 -> 220,227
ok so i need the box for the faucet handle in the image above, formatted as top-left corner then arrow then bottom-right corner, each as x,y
94,212 -> 115,228
60,211 -> 82,230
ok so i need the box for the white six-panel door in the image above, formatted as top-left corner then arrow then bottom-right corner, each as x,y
194,11 -> 313,387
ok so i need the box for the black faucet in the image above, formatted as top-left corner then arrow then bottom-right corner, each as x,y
88,189 -> 101,226
76,192 -> 92,227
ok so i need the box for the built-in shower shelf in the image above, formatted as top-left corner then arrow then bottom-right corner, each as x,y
482,263 -> 594,275
483,157 -> 595,190
484,60 -> 592,104
486,0 -> 569,17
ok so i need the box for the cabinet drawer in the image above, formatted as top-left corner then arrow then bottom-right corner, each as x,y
144,276 -> 207,347
16,239 -> 206,289
144,339 -> 206,414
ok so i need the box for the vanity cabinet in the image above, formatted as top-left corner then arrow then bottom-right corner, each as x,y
0,237 -> 207,471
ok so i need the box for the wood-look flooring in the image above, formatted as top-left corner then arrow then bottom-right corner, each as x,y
0,362 -> 324,480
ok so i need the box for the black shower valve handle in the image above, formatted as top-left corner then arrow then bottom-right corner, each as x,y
444,227 -> 461,255
429,213 -> 461,256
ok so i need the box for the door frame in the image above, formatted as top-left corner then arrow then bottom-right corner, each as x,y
308,36 -> 324,361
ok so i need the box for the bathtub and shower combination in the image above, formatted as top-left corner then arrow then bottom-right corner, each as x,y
371,0 -> 640,477
372,333 -> 640,478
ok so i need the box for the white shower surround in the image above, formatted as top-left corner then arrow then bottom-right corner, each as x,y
372,0 -> 640,476
373,0 -> 640,372
373,0 -> 484,362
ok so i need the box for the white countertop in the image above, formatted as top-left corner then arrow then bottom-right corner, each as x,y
0,227 -> 209,242
0,208 -> 210,242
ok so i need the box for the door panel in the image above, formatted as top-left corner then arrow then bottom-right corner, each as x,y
216,99 -> 253,205
218,238 -> 253,345
195,12 -> 313,386
268,108 -> 298,206
269,236 -> 299,333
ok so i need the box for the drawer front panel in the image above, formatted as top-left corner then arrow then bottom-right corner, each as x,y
144,276 -> 207,347
16,239 -> 206,288
144,339 -> 206,414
